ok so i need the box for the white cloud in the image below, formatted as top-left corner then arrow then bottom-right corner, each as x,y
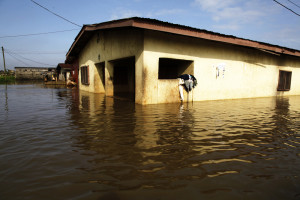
213,23 -> 240,31
193,0 -> 270,30
194,0 -> 236,12
151,9 -> 185,17
263,27 -> 300,49
110,8 -> 142,20
110,7 -> 185,21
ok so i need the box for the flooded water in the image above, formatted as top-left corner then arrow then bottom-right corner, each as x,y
1,83 -> 300,200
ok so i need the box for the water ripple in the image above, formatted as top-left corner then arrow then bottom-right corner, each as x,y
1,84 -> 300,199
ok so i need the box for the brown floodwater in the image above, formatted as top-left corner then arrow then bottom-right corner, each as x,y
1,83 -> 300,200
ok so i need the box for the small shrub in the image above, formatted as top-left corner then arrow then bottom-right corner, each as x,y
0,75 -> 15,83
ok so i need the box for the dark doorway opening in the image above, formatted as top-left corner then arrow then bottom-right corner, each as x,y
111,57 -> 135,101
99,62 -> 105,87
95,62 -> 105,93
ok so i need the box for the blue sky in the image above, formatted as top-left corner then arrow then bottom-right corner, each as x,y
0,0 -> 299,70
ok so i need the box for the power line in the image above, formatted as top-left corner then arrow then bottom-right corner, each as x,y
286,0 -> 300,9
30,0 -> 82,27
5,48 -> 66,55
0,28 -> 80,39
273,0 -> 300,16
8,52 -> 65,55
6,51 -> 31,66
5,49 -> 56,67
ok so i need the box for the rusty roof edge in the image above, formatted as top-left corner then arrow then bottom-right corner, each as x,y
66,17 -> 300,63
131,19 -> 300,57
66,25 -> 87,60
85,19 -> 135,31
65,19 -> 136,63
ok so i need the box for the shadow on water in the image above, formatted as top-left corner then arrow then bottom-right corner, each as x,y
1,84 -> 300,200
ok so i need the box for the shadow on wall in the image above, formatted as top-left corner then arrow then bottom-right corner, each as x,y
147,30 -> 300,68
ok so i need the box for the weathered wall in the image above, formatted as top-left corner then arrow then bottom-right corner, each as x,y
78,27 -> 300,104
143,30 -> 300,104
15,67 -> 54,80
78,28 -> 144,102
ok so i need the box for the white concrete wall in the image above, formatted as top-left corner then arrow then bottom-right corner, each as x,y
143,30 -> 300,104
77,27 -> 300,104
78,28 -> 144,101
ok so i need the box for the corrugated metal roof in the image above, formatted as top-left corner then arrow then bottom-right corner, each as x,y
66,17 -> 300,63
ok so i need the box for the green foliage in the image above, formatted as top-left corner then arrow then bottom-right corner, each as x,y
0,75 -> 15,83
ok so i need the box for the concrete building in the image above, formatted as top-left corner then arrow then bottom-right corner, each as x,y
66,17 -> 300,104
15,67 -> 55,80
56,63 -> 78,84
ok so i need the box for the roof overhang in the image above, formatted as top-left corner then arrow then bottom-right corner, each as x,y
65,17 -> 300,63
56,63 -> 74,73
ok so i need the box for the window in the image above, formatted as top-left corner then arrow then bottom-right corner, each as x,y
158,58 -> 193,79
81,66 -> 89,85
277,70 -> 292,91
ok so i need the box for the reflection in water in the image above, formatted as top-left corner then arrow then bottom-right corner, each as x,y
4,84 -> 8,112
0,84 -> 300,200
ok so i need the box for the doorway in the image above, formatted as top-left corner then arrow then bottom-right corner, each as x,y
95,62 -> 105,93
111,57 -> 135,101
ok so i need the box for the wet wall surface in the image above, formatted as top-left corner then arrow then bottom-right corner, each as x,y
1,84 -> 300,200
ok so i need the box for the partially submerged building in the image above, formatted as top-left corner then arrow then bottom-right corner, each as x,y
56,63 -> 78,84
15,67 -> 55,80
65,17 -> 300,104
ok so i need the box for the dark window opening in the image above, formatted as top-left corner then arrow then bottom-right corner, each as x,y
158,58 -> 193,79
277,70 -> 292,91
81,66 -> 89,85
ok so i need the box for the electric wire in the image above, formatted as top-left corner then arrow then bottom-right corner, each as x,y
273,0 -> 300,16
7,52 -> 65,55
286,0 -> 300,9
5,49 -> 56,67
30,0 -> 82,27
0,28 -> 80,39
5,48 -> 66,55
6,51 -> 31,66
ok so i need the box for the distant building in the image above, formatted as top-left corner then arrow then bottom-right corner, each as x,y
15,67 -> 55,80
7,70 -> 15,75
0,70 -> 14,75
66,17 -> 300,104
56,63 -> 78,84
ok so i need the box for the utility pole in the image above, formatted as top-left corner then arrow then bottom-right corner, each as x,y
2,46 -> 7,77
